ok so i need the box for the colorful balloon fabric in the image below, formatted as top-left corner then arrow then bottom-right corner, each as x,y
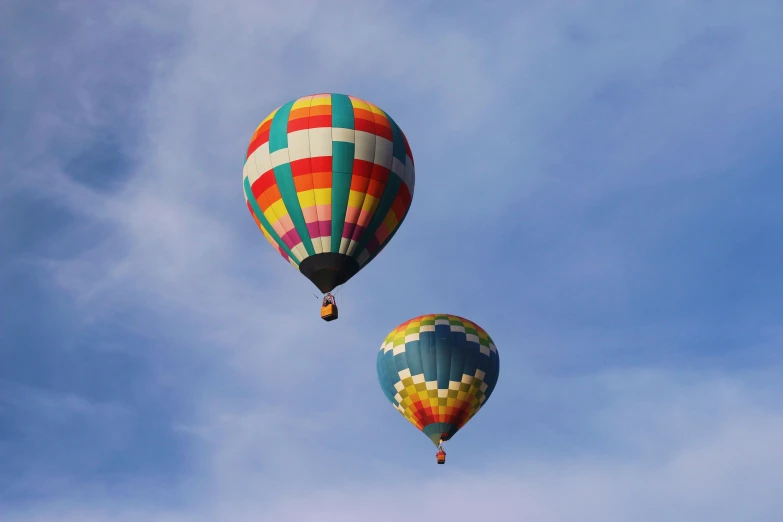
243,93 -> 415,293
377,314 -> 500,446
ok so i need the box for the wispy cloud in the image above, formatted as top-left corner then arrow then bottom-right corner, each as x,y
3,368 -> 782,520
3,0 -> 782,519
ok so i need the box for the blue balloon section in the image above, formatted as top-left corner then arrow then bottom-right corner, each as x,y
377,314 -> 499,446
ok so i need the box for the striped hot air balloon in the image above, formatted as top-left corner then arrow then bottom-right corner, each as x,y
242,93 -> 415,318
377,314 -> 500,462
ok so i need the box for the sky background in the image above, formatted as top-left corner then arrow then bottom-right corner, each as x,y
2,1 -> 783,520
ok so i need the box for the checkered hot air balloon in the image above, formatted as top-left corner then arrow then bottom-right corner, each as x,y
377,315 -> 500,464
243,93 -> 415,320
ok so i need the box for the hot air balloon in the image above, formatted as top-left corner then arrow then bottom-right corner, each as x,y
242,93 -> 415,321
376,314 -> 500,464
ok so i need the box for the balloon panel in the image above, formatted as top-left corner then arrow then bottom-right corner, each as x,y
377,314 -> 500,446
243,93 -> 415,292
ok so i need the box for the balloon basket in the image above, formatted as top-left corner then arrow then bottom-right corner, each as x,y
321,303 -> 338,322
436,449 -> 446,465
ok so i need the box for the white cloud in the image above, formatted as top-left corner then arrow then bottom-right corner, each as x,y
4,368 -> 782,521
4,0 -> 783,519
24,0 -> 783,330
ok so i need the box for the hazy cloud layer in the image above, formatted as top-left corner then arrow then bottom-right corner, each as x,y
3,0 -> 782,520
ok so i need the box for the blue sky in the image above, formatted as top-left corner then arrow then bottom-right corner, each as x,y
2,0 -> 783,520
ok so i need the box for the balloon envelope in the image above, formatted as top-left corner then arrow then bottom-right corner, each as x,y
377,314 -> 500,446
243,93 -> 415,293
